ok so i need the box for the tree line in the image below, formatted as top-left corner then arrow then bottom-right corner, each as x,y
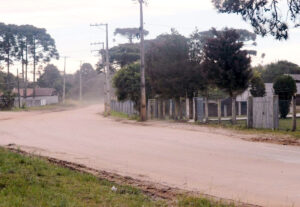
0,23 -> 59,97
112,28 -> 258,123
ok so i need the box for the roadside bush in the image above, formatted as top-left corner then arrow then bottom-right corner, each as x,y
0,91 -> 16,110
273,75 -> 297,118
250,74 -> 266,97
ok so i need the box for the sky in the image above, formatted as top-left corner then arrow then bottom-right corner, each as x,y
1,0 -> 300,77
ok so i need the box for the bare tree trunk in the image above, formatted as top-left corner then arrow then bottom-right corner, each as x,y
24,42 -> 28,99
21,47 -> 25,93
7,52 -> 10,91
33,38 -> 36,99
232,96 -> 237,125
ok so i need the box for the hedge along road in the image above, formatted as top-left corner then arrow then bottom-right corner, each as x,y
0,105 -> 300,207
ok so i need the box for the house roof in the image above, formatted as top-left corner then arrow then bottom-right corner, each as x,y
285,74 -> 300,82
12,88 -> 57,97
237,83 -> 300,101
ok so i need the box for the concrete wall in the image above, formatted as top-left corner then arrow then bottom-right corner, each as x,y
14,96 -> 59,107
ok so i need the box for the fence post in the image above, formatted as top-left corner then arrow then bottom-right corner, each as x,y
193,98 -> 197,121
247,96 -> 253,128
169,99 -> 173,119
205,97 -> 209,123
218,99 -> 221,124
273,95 -> 279,130
186,97 -> 190,120
162,100 -> 166,119
292,96 -> 297,131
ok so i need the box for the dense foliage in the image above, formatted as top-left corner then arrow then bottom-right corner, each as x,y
250,74 -> 266,97
145,31 -> 202,99
0,91 -> 15,110
273,75 -> 297,118
37,64 -> 63,96
114,28 -> 149,43
113,63 -> 143,110
202,29 -> 252,123
212,0 -> 300,40
261,61 -> 300,83
109,43 -> 140,67
0,23 -> 59,98
202,29 -> 252,97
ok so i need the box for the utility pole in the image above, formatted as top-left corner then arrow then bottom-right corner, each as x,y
139,0 -> 147,121
79,61 -> 82,102
90,23 -> 111,115
91,42 -> 106,109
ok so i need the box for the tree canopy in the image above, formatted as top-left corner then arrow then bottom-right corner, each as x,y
37,64 -> 63,95
202,29 -> 252,123
189,28 -> 257,63
145,31 -> 201,99
114,28 -> 149,43
0,23 -> 59,94
202,29 -> 252,97
261,61 -> 300,83
113,63 -> 142,110
109,43 -> 140,67
273,75 -> 297,118
250,74 -> 266,97
212,0 -> 300,40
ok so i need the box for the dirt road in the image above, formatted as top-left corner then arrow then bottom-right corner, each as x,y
0,105 -> 300,207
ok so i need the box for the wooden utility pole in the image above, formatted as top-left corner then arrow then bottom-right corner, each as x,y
139,0 -> 147,121
104,24 -> 111,115
91,42 -> 105,109
90,23 -> 111,115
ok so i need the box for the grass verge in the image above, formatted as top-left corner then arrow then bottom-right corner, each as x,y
110,110 -> 139,120
203,119 -> 300,140
0,147 -> 235,207
10,100 -> 80,112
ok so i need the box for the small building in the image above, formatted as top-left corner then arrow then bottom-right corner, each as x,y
13,88 -> 59,107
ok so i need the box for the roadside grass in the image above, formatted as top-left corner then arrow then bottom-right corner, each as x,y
10,100 -> 80,112
204,118 -> 300,139
0,147 -> 235,207
110,110 -> 139,120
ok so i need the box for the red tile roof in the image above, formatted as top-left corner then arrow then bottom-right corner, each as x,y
12,88 -> 57,97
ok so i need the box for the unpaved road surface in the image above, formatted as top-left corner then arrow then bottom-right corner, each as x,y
1,105 -> 300,207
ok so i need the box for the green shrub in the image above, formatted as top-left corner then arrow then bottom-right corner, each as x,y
0,91 -> 16,110
273,75 -> 297,118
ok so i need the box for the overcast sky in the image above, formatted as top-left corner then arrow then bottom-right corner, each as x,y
1,0 -> 300,76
